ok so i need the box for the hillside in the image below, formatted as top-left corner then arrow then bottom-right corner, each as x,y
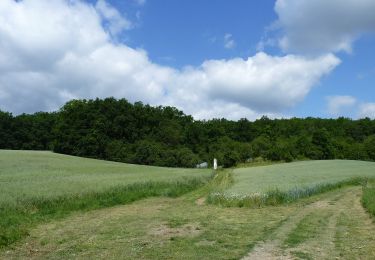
1,152 -> 375,258
0,150 -> 211,247
0,150 -> 211,207
227,160 -> 375,195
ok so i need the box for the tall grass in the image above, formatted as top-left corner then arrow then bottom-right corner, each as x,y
0,176 -> 211,248
0,151 -> 212,248
0,150 -> 212,206
362,180 -> 375,218
208,177 -> 369,208
228,160 -> 375,196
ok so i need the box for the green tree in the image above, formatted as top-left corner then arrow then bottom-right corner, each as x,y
312,129 -> 335,159
364,135 -> 375,160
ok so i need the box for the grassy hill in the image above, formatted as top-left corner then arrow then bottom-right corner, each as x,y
0,150 -> 211,207
1,152 -> 375,258
209,160 -> 375,207
0,150 -> 211,247
228,160 -> 375,195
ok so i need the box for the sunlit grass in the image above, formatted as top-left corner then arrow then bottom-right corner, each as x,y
227,160 -> 375,195
0,150 -> 211,247
0,150 -> 210,207
362,180 -> 375,217
208,177 -> 367,207
209,160 -> 375,207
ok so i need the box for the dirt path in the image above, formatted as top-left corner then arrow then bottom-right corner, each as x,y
1,186 -> 374,259
242,187 -> 375,260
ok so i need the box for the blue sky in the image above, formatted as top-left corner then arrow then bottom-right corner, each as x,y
120,0 -> 278,67
294,35 -> 375,118
0,0 -> 374,120
111,0 -> 375,118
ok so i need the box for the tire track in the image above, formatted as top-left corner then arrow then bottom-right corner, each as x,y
242,187 -> 369,260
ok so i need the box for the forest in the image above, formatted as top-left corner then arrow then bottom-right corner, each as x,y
1,97 -> 375,168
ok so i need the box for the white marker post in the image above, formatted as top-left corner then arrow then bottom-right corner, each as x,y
213,158 -> 217,170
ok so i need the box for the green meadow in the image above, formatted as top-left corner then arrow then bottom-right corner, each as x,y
1,151 -> 375,259
0,150 -> 211,247
0,150 -> 211,207
208,160 -> 375,208
227,160 -> 375,195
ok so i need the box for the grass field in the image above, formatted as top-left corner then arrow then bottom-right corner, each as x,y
0,150 -> 211,207
208,160 -> 375,207
1,151 -> 375,259
2,185 -> 375,259
0,150 -> 211,247
227,160 -> 375,195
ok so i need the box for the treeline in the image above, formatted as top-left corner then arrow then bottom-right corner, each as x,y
1,98 -> 375,168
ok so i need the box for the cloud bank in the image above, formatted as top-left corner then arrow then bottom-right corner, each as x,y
326,95 -> 375,119
326,96 -> 357,116
0,0 -> 341,119
275,0 -> 375,54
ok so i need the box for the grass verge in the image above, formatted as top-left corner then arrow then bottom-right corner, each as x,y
207,177 -> 369,208
0,176 -> 211,248
362,180 -> 375,218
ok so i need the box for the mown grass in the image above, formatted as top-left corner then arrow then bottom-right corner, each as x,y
0,185 -> 307,259
284,212 -> 331,247
0,150 -> 212,247
334,200 -> 375,259
3,186 -> 374,259
0,177 -> 211,248
362,180 -> 375,218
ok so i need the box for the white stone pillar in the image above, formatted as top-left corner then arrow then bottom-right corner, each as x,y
213,158 -> 217,170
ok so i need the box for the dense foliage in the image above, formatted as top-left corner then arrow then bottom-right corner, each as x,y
1,97 -> 375,167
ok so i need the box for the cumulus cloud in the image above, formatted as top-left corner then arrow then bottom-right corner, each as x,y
95,0 -> 132,36
274,0 -> 375,54
195,53 -> 339,112
359,103 -> 375,119
0,0 -> 341,120
326,95 -> 357,116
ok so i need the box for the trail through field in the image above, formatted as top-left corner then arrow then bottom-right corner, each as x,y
1,186 -> 374,259
243,187 -> 375,260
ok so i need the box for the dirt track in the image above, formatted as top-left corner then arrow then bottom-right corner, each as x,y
243,187 -> 375,260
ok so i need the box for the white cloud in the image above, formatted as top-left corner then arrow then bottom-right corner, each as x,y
186,101 -> 285,121
274,0 -> 375,54
0,0 -> 341,120
224,33 -> 235,49
95,0 -> 132,36
359,103 -> 375,119
176,53 -> 339,113
326,95 -> 357,116
325,96 -> 375,119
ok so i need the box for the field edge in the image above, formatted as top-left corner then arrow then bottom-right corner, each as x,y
0,175 -> 212,249
207,177 -> 371,208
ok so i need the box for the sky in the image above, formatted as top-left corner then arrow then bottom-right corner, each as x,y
0,0 -> 374,120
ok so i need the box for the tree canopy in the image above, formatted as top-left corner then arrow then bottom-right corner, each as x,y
1,98 -> 375,168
